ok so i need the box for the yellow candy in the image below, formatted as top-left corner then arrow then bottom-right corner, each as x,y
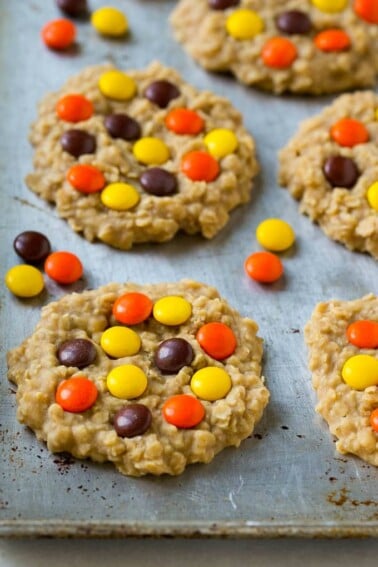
342,355 -> 378,390
204,129 -> 238,159
5,265 -> 44,298
153,296 -> 192,326
101,183 -> 140,211
91,7 -> 128,37
311,0 -> 347,13
375,109 -> 378,121
107,364 -> 147,399
226,9 -> 264,40
256,218 -> 295,252
190,367 -> 232,401
133,137 -> 170,165
367,181 -> 378,212
98,70 -> 136,101
100,326 -> 141,358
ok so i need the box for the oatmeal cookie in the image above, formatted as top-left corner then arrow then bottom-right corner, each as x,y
7,280 -> 269,476
171,0 -> 378,95
279,91 -> 378,258
26,62 -> 258,250
305,294 -> 378,466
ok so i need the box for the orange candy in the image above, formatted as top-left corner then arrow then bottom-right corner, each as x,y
354,0 -> 378,23
112,292 -> 153,325
56,376 -> 98,413
181,151 -> 220,182
261,37 -> 297,68
196,322 -> 237,360
330,118 -> 369,147
56,94 -> 94,123
162,394 -> 205,429
244,251 -> 284,283
66,164 -> 106,193
165,108 -> 205,135
370,408 -> 378,433
346,320 -> 378,349
41,19 -> 76,50
45,251 -> 83,284
314,29 -> 351,52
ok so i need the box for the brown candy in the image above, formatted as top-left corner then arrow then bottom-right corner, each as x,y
104,114 -> 141,141
57,339 -> 97,368
144,80 -> 180,108
113,404 -> 152,438
276,11 -> 312,35
13,231 -> 51,264
323,155 -> 360,188
60,129 -> 96,157
139,168 -> 178,197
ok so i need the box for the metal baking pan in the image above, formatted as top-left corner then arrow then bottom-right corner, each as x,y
0,0 -> 377,538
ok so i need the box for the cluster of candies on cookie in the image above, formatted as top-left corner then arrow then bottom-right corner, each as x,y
342,319 -> 378,433
54,292 -> 239,437
210,0 -> 378,69
56,71 -> 239,210
318,111 -> 378,212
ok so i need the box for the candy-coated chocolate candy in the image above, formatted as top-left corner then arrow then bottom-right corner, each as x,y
101,182 -> 140,211
112,292 -> 153,325
99,70 -> 136,101
133,137 -> 170,165
314,29 -> 351,52
370,408 -> 378,433
311,0 -> 347,12
196,322 -> 237,360
244,251 -> 283,283
144,80 -> 180,108
57,0 -> 88,17
204,129 -> 238,159
342,354 -> 378,390
5,265 -> 44,298
181,151 -> 220,182
153,296 -> 192,326
41,19 -> 76,50
354,0 -> 378,22
367,181 -> 378,211
60,129 -> 96,157
104,113 -> 141,141
276,10 -> 312,35
57,338 -> 97,368
56,376 -> 98,413
209,0 -> 240,9
56,94 -> 93,123
346,320 -> 378,349
13,231 -> 51,264
44,251 -> 83,284
162,395 -> 205,428
190,367 -> 232,401
139,168 -> 177,197
165,108 -> 204,136
113,404 -> 152,437
256,218 -> 295,252
67,164 -> 106,193
261,37 -> 297,68
154,338 -> 194,373
323,156 -> 359,188
100,326 -> 141,358
107,364 -> 148,399
330,118 -> 369,147
91,6 -> 128,37
226,9 -> 264,40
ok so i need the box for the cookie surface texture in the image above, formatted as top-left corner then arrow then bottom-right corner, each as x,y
7,280 -> 269,476
26,62 -> 258,250
305,294 -> 378,466
171,0 -> 378,95
279,91 -> 378,258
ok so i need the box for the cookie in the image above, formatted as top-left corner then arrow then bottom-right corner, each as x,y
171,0 -> 378,95
26,62 -> 258,250
7,280 -> 269,476
305,294 -> 378,466
279,91 -> 378,258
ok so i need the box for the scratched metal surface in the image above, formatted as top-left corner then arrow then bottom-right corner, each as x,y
0,0 -> 377,538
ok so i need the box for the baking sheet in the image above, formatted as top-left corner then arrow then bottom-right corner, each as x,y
0,0 -> 377,538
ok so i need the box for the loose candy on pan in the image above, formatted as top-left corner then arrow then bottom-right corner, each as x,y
13,231 -> 51,264
41,19 -> 76,50
91,6 -> 128,37
57,0 -> 88,17
256,218 -> 295,252
44,251 -> 83,284
244,251 -> 284,283
5,265 -> 45,298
